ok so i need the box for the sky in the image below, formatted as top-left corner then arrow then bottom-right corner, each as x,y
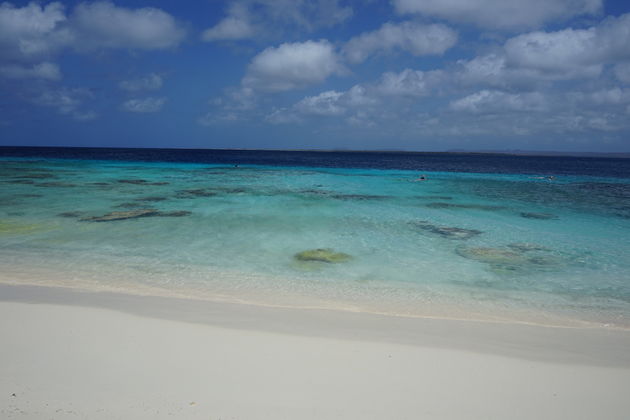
1,0 -> 630,152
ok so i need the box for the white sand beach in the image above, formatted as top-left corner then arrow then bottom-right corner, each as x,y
1,284 -> 630,420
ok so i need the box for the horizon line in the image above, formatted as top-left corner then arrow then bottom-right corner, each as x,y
1,145 -> 629,158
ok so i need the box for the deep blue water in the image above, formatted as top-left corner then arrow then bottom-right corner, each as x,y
2,146 -> 629,178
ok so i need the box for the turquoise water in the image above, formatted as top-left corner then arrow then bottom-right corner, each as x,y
1,158 -> 630,327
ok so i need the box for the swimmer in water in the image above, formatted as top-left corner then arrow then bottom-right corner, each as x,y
415,174 -> 427,181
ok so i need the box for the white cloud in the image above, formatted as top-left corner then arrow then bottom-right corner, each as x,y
376,68 -> 443,96
265,108 -> 302,124
202,3 -> 255,41
450,90 -> 547,113
295,90 -> 345,116
392,0 -> 602,30
71,2 -> 185,51
614,63 -> 630,84
267,84 -> 378,123
243,40 -> 344,92
0,61 -> 61,80
202,0 -> 352,41
344,21 -> 457,63
587,88 -> 630,105
119,73 -> 163,92
504,14 -> 630,76
31,86 -> 95,120
453,15 -> 630,88
198,111 -> 242,125
121,97 -> 166,113
0,2 -> 71,62
264,67 -> 445,125
0,1 -> 185,62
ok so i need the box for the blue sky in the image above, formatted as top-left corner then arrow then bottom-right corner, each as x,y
1,0 -> 630,152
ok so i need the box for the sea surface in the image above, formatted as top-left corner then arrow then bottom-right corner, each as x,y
1,147 -> 630,328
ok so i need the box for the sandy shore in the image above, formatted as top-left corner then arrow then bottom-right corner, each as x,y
1,284 -> 630,419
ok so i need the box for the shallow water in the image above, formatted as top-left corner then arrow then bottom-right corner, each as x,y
1,151 -> 630,327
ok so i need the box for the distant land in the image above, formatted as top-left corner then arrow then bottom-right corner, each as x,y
445,150 -> 630,158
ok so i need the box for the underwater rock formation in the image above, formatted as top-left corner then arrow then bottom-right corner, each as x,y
294,248 -> 352,263
520,212 -> 558,220
134,196 -> 169,202
156,210 -> 192,217
57,211 -> 84,218
456,247 -> 527,265
330,194 -> 389,201
416,196 -> 453,200
117,179 -> 169,186
15,173 -> 57,179
175,189 -> 217,198
507,243 -> 550,252
413,221 -> 482,240
425,202 -> 506,211
81,209 -> 159,222
456,245 -> 562,273
81,208 -> 192,221
34,182 -> 76,188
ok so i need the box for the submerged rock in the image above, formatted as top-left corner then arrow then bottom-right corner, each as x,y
57,211 -> 84,218
507,243 -> 550,253
175,189 -> 217,198
414,221 -> 482,240
8,179 -> 35,184
134,196 -> 169,202
520,212 -> 558,220
34,182 -> 76,188
425,202 -> 506,211
16,173 -> 57,179
156,210 -> 192,217
81,209 -> 159,222
456,245 -> 563,273
456,247 -> 526,265
330,194 -> 388,201
117,179 -> 169,186
416,196 -> 453,200
294,248 -> 352,263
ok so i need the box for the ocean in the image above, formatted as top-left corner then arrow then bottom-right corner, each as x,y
1,147 -> 629,328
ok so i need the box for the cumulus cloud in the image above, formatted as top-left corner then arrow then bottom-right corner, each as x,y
121,97 -> 166,113
344,21 -> 457,63
392,0 -> 602,30
504,14 -> 630,76
31,86 -> 96,120
201,3 -> 255,41
202,0 -> 352,41
0,1 -> 185,62
0,62 -> 61,80
614,63 -> 630,84
266,68 -> 446,125
376,68 -> 444,96
295,90 -> 346,116
453,14 -> 630,89
267,84 -> 377,123
71,2 -> 185,51
0,2 -> 71,62
450,90 -> 548,113
243,40 -> 344,92
587,88 -> 630,105
119,73 -> 163,92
